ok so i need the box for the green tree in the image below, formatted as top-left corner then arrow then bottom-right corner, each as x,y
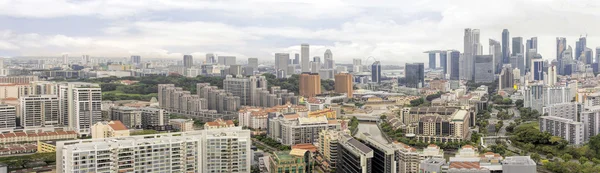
562,154 -> 573,162
531,153 -> 541,163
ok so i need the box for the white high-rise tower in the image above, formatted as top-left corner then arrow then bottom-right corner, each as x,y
301,44 -> 310,72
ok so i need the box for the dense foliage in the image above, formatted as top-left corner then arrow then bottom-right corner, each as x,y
349,116 -> 359,134
0,153 -> 56,170
254,134 -> 291,151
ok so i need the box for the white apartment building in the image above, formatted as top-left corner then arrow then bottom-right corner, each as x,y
268,115 -> 340,145
57,127 -> 251,173
0,105 -> 15,129
542,102 -> 579,121
581,106 -> 600,142
238,107 -> 268,129
61,83 -> 102,137
539,116 -> 584,145
19,95 -> 60,128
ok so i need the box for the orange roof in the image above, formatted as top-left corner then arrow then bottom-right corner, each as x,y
428,144 -> 438,147
292,143 -> 318,153
109,121 -> 129,131
2,97 -> 17,101
449,162 -> 481,169
14,132 -> 26,137
283,114 -> 299,119
462,145 -> 474,149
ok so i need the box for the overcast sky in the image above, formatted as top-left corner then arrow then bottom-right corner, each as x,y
1,0 -> 600,64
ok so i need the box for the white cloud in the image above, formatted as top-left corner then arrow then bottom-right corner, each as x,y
2,0 -> 600,64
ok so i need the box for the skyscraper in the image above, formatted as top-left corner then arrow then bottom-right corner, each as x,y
247,57 -> 258,69
502,29 -> 510,64
584,48 -> 593,65
512,37 -> 524,56
462,28 -> 479,80
223,75 -> 267,106
576,36 -> 587,61
490,39 -> 502,74
353,59 -> 362,72
62,54 -> 68,64
218,56 -> 236,66
526,37 -> 538,51
62,83 -> 102,137
440,51 -> 448,74
405,63 -> 424,88
206,53 -> 216,64
532,59 -> 546,81
596,47 -> 600,66
371,61 -> 381,83
294,53 -> 300,64
313,56 -> 321,64
335,73 -> 353,98
183,55 -> 193,68
449,51 -> 460,80
499,65 -> 514,90
474,55 -> 494,83
324,49 -> 334,69
301,44 -> 310,72
547,65 -> 557,86
428,52 -> 436,69
82,55 -> 91,64
130,55 -> 141,65
311,61 -> 321,74
275,53 -> 290,73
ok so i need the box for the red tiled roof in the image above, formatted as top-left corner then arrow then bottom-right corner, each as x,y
450,162 -> 481,169
108,121 -> 129,131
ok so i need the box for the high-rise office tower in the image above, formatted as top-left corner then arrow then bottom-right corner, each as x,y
440,51 -> 448,74
183,55 -> 193,68
82,55 -> 90,64
490,39 -> 502,74
0,105 -> 15,129
576,36 -> 587,61
336,134 -> 373,173
353,59 -> 362,73
428,52 -> 436,69
130,55 -> 141,65
532,59 -> 546,81
512,37 -> 524,56
405,63 -> 424,88
371,61 -> 381,83
310,61 -> 320,74
299,73 -> 321,97
547,65 -> 557,86
449,51 -> 460,80
526,37 -> 538,51
301,44 -> 310,72
474,55 -> 494,83
293,53 -> 300,64
218,56 -> 236,66
275,53 -> 290,74
462,28 -> 479,80
584,48 -> 593,65
499,65 -> 514,90
502,29 -> 510,64
557,37 -> 567,60
20,95 -> 60,128
61,83 -> 102,137
247,57 -> 258,69
62,54 -> 68,64
313,56 -> 321,64
334,73 -> 353,98
324,49 -> 334,69
206,53 -> 216,64
57,127 -> 252,173
596,47 -> 600,67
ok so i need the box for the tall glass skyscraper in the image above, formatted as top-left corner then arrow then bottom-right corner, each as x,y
371,61 -> 381,83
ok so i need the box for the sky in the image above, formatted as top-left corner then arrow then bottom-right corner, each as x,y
1,0 -> 600,64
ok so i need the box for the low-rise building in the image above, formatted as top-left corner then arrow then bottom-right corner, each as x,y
269,149 -> 311,173
170,119 -> 194,132
268,115 -> 341,145
91,120 -> 130,139
0,131 -> 77,144
204,118 -> 235,129
307,109 -> 337,119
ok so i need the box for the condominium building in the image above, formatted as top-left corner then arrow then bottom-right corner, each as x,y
0,76 -> 38,84
334,73 -> 353,98
19,95 -> 60,128
223,75 -> 267,106
318,129 -> 346,169
336,134 -> 373,173
542,102 -> 579,121
238,107 -> 269,129
110,106 -> 141,129
524,85 -> 573,112
91,120 -> 130,139
581,106 -> 600,142
299,73 -> 321,98
57,127 -> 251,173
0,105 -> 15,129
539,115 -> 584,145
60,83 -> 102,137
416,109 -> 471,143
268,115 -> 340,145
140,107 -> 168,129
269,149 -> 311,173
160,83 -> 237,121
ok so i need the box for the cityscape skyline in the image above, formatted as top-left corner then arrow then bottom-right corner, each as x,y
1,1 -> 600,64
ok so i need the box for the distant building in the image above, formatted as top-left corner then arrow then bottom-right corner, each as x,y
301,44 -> 310,73
334,73 -> 353,98
91,120 -> 130,139
405,63 -> 424,88
218,56 -> 237,66
498,65 -> 514,90
449,51 -> 460,80
170,119 -> 194,132
371,61 -> 381,83
110,106 -> 141,129
268,115 -> 340,145
183,55 -> 193,68
130,55 -> 141,65
247,57 -> 258,68
502,156 -> 537,173
299,73 -> 321,98
204,118 -> 235,129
